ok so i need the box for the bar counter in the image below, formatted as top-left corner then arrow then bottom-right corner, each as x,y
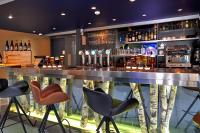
0,66 -> 200,133
4,66 -> 200,88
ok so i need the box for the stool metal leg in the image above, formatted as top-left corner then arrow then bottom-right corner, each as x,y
175,94 -> 200,128
0,100 -> 12,129
52,105 -> 66,133
39,106 -> 50,133
105,118 -> 110,133
14,98 -> 34,126
14,98 -> 27,133
110,117 -> 120,133
96,117 -> 106,132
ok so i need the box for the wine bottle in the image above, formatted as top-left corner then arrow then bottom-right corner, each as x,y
10,40 -> 14,51
14,40 -> 18,51
5,40 -> 9,51
27,40 -> 31,51
23,42 -> 27,51
19,41 -> 23,51
0,52 -> 2,63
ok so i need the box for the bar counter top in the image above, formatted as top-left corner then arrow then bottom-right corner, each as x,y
2,66 -> 199,88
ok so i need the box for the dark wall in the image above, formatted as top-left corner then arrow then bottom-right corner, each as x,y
51,34 -> 76,67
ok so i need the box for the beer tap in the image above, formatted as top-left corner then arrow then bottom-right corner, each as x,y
98,49 -> 104,67
91,50 -> 97,66
105,49 -> 111,67
85,50 -> 91,66
79,50 -> 85,66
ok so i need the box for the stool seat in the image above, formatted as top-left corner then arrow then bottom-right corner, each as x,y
30,81 -> 69,105
83,87 -> 139,133
0,79 -> 33,133
30,81 -> 70,133
0,81 -> 29,98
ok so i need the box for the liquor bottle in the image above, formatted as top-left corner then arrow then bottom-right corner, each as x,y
27,40 -> 31,51
10,40 -> 14,51
154,28 -> 157,40
141,31 -> 145,41
23,42 -> 27,51
14,40 -> 18,51
135,31 -> 138,42
148,29 -> 151,41
145,32 -> 148,41
131,32 -> 135,42
150,29 -> 154,40
138,31 -> 142,41
185,20 -> 189,28
5,40 -> 9,51
19,41 -> 23,51
128,32 -> 132,42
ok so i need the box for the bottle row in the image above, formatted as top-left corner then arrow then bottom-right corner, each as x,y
159,19 -> 199,31
126,28 -> 158,42
5,40 -> 31,51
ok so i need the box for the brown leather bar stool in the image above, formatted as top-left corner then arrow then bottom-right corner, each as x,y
193,112 -> 200,130
30,81 -> 70,133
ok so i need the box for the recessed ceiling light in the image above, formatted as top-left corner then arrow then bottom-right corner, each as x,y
88,22 -> 92,25
142,14 -> 147,17
8,14 -> 13,19
94,10 -> 101,15
112,18 -> 117,21
129,0 -> 136,2
61,12 -> 66,16
91,6 -> 96,10
178,8 -> 183,12
33,30 -> 36,33
52,27 -> 56,30
38,33 -> 43,36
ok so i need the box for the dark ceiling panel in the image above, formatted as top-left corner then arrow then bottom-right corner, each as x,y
0,0 -> 199,34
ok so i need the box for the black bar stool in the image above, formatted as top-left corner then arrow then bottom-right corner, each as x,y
83,87 -> 139,133
0,79 -> 34,133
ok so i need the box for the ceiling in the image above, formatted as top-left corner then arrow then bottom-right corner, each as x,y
0,0 -> 199,34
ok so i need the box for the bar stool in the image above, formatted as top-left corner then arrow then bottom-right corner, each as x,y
83,87 -> 139,133
0,79 -> 34,133
193,112 -> 200,130
30,81 -> 70,133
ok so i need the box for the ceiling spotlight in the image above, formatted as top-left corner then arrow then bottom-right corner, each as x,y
38,33 -> 43,36
88,22 -> 92,25
33,31 -> 36,33
112,18 -> 117,21
91,6 -> 96,10
129,0 -> 136,2
178,8 -> 183,12
8,14 -> 13,19
61,12 -> 66,16
142,14 -> 147,17
52,27 -> 56,30
94,10 -> 101,15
